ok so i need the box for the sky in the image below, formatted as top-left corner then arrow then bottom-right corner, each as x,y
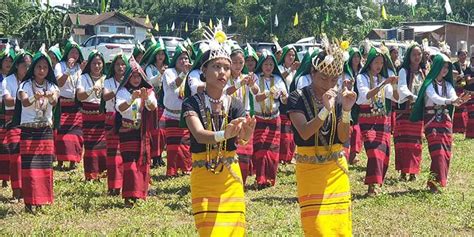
43,0 -> 72,7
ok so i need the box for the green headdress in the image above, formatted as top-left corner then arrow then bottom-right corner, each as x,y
48,44 -> 63,62
255,49 -> 284,79
61,37 -> 84,63
244,43 -> 258,63
132,42 -> 146,59
6,50 -> 33,78
289,48 -> 320,92
81,50 -> 105,75
143,37 -> 170,68
169,44 -> 189,68
359,47 -> 389,78
106,53 -> 130,79
410,54 -> 454,122
0,43 -> 16,76
343,47 -> 362,80
278,44 -> 299,65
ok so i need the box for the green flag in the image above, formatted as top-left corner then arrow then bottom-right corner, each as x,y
76,13 -> 80,25
101,0 -> 107,13
411,5 -> 415,16
325,12 -> 329,23
258,15 -> 266,25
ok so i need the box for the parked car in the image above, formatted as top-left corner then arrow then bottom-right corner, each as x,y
293,43 -> 322,61
81,34 -> 135,63
0,38 -> 9,51
247,42 -> 277,55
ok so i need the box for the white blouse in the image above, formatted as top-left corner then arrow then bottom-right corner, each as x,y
162,68 -> 185,119
252,74 -> 287,116
145,64 -> 162,88
424,82 -> 457,107
77,74 -> 104,104
296,74 -> 312,91
103,77 -> 120,113
115,87 -> 157,121
398,68 -> 424,104
54,61 -> 82,99
2,74 -> 20,110
356,73 -> 395,105
188,69 -> 205,96
278,65 -> 296,87
17,79 -> 59,125
227,74 -> 253,112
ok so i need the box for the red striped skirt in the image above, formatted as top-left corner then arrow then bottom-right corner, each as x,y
237,134 -> 254,186
349,124 -> 363,157
55,98 -> 83,162
81,102 -> 106,180
5,111 -> 21,189
452,88 -> 467,133
150,107 -> 165,159
105,112 -> 123,189
279,114 -> 295,163
20,126 -> 54,205
164,117 -> 191,176
424,113 -> 453,187
119,127 -> 150,199
0,126 -> 9,181
394,111 -> 423,174
358,106 -> 391,185
465,98 -> 474,138
253,116 -> 281,186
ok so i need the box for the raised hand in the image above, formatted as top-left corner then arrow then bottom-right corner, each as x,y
67,58 -> 76,69
291,61 -> 301,71
34,91 -> 44,100
341,86 -> 357,111
224,117 -> 245,139
132,90 -> 141,100
80,60 -> 88,71
239,116 -> 257,139
140,87 -> 148,100
322,88 -> 337,110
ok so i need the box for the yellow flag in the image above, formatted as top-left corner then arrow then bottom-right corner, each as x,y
209,18 -> 213,28
154,23 -> 159,31
244,16 -> 248,28
145,15 -> 150,25
381,5 -> 388,20
293,13 -> 299,26
185,22 -> 188,32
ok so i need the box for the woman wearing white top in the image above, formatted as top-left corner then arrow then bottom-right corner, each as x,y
54,38 -> 87,170
76,51 -> 107,181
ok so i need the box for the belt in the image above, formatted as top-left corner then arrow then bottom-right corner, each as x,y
255,110 -> 279,119
122,119 -> 141,129
294,151 -> 345,164
80,108 -> 101,115
20,121 -> 52,128
359,111 -> 387,117
60,97 -> 75,103
426,109 -> 449,115
192,156 -> 239,168
165,107 -> 181,115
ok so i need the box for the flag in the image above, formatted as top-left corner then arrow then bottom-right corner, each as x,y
274,14 -> 279,27
356,6 -> 363,20
381,5 -> 388,20
217,19 -> 223,30
185,22 -> 188,32
245,16 -> 248,28
166,24 -> 169,32
145,15 -> 150,25
75,13 -> 80,25
293,12 -> 299,26
258,14 -> 265,25
101,0 -> 106,13
228,17 -> 232,27
325,12 -> 329,23
154,23 -> 159,31
406,0 -> 417,16
445,0 -> 452,15
198,20 -> 202,29
171,22 -> 175,32
209,18 -> 213,28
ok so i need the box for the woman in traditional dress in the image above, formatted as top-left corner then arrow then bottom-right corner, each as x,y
103,53 -> 128,195
226,44 -> 259,186
411,54 -> 470,192
464,51 -> 474,138
132,42 -> 145,64
2,50 -> 32,201
115,57 -> 157,206
182,31 -> 255,236
244,43 -> 258,74
277,45 -> 299,164
143,39 -> 170,168
54,38 -> 86,170
290,49 -> 320,92
48,44 -> 62,68
76,51 -> 107,180
162,44 -> 193,177
452,49 -> 469,134
251,50 -> 288,189
288,40 -> 355,237
395,44 -> 426,181
14,47 -> 59,213
355,47 -> 399,196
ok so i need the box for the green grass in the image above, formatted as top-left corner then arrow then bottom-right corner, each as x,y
0,134 -> 473,235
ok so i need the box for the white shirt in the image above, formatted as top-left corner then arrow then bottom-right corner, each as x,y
54,61 -> 82,99
356,73 -> 395,105
278,65 -> 296,87
227,75 -> 253,112
103,77 -> 120,113
162,68 -> 185,119
253,74 -> 287,115
337,72 -> 355,92
77,74 -> 103,104
18,79 -> 59,125
424,82 -> 457,107
398,68 -> 424,104
296,74 -> 312,90
2,74 -> 20,110
0,74 -> 5,103
115,87 -> 157,121
145,64 -> 162,88
188,69 -> 205,95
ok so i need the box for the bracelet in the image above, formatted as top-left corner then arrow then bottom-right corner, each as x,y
178,72 -> 187,80
318,107 -> 330,121
214,130 -> 226,142
341,110 -> 351,124
28,96 -> 36,104
127,98 -> 136,106
48,95 -> 56,104
145,98 -> 153,106
234,79 -> 243,89
239,138 -> 249,145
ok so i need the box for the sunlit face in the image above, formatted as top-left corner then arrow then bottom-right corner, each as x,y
17,55 -> 32,77
245,57 -> 257,72
68,48 -> 80,63
311,68 -> 339,91
275,50 -> 283,61
114,58 -> 127,78
390,49 -> 399,62
48,52 -> 58,66
369,55 -> 384,75
129,71 -> 142,88
410,46 -> 423,66
231,52 -> 245,74
284,49 -> 296,66
90,55 -> 104,75
34,58 -> 50,81
458,51 -> 467,62
1,56 -> 13,74
203,58 -> 231,91
175,52 -> 189,72
262,57 -> 274,76
155,50 -> 166,64
352,54 -> 361,69
440,63 -> 449,78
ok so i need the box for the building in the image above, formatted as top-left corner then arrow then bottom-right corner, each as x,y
68,11 -> 152,44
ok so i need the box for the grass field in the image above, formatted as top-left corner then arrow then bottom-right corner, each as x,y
0,134 -> 473,235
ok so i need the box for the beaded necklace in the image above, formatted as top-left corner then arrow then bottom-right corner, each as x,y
368,72 -> 385,114
310,88 -> 336,157
259,74 -> 274,114
205,93 -> 229,174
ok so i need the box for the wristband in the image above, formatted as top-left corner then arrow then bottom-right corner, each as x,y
239,138 -> 249,145
342,110 -> 351,124
178,72 -> 186,80
145,98 -> 153,106
214,130 -> 226,142
318,107 -> 330,121
48,95 -> 56,104
28,96 -> 36,104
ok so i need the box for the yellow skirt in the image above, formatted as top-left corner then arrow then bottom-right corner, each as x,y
296,145 -> 352,237
191,151 -> 246,237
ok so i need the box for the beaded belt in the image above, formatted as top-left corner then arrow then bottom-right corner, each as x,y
80,108 -> 101,115
359,111 -> 386,117
192,156 -> 239,169
294,151 -> 345,164
165,107 -> 181,115
426,109 -> 449,115
60,97 -> 75,103
20,121 -> 52,128
255,110 -> 279,119
122,120 -> 141,129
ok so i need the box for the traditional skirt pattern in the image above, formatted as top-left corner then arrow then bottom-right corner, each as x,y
279,114 -> 295,164
55,98 -> 83,162
424,113 -> 453,187
358,106 -> 391,185
253,116 -> 281,186
119,127 -> 150,199
20,126 -> 54,205
191,151 -> 246,237
349,124 -> 362,159
105,112 -> 122,189
164,117 -> 192,176
296,146 -> 352,236
236,135 -> 253,186
81,102 -> 107,180
465,98 -> 474,138
394,110 -> 423,174
0,106 -> 10,181
452,88 -> 467,133
150,107 -> 165,159
5,111 -> 21,189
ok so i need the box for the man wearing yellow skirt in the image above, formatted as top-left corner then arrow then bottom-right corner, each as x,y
288,36 -> 356,236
